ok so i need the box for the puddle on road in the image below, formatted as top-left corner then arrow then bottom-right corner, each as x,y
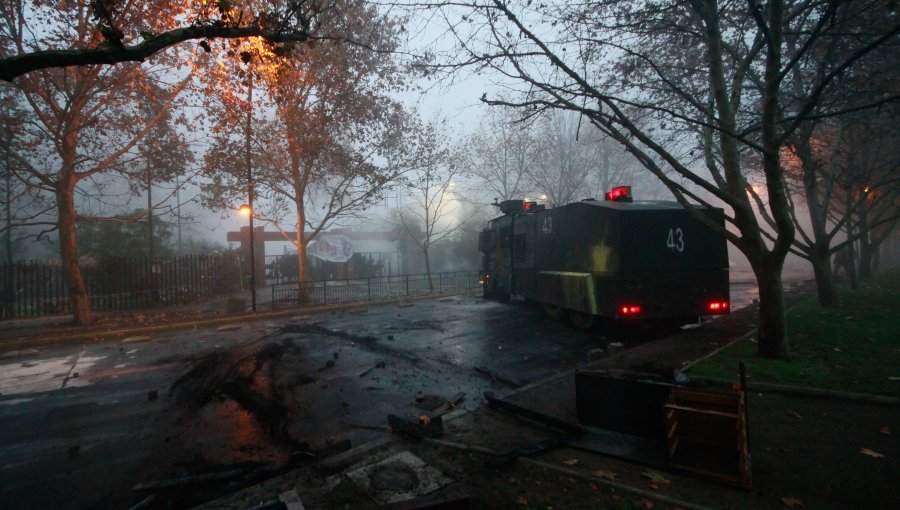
0,352 -> 105,397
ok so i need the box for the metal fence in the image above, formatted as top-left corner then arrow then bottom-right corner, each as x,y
270,271 -> 480,311
0,254 -> 243,319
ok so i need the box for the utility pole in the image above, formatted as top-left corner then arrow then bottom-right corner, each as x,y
2,129 -> 13,296
146,160 -> 154,260
245,69 -> 257,312
4,164 -> 11,270
175,175 -> 182,254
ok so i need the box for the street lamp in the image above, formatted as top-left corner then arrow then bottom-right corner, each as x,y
243,62 -> 257,313
239,203 -> 256,312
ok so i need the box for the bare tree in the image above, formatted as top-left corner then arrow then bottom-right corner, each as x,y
409,0 -> 899,359
782,109 -> 900,302
528,110 -> 641,206
828,111 -> 900,280
465,105 -> 662,205
0,93 -> 35,268
396,118 -> 469,291
777,2 -> 900,305
526,111 -> 594,206
464,106 -> 536,201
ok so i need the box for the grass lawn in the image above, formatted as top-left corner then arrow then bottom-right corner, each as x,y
689,270 -> 900,398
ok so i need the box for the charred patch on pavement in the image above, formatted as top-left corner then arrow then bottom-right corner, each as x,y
281,321 -> 379,342
169,340 -> 298,449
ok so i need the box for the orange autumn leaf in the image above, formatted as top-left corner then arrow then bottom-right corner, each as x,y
780,497 -> 804,508
592,470 -> 618,481
640,470 -> 671,485
859,447 -> 885,458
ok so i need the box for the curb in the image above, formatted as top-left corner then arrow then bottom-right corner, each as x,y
0,290 -> 480,352
689,375 -> 900,406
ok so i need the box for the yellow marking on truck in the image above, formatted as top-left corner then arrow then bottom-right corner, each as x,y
590,244 -> 612,272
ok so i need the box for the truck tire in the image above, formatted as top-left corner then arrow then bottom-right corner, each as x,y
568,310 -> 596,330
543,304 -> 565,321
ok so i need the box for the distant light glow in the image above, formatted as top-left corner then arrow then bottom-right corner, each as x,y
239,204 -> 252,216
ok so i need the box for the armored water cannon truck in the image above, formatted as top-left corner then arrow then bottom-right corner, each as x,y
478,186 -> 730,329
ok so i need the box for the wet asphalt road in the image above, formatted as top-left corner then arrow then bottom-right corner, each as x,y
0,280 -> 760,510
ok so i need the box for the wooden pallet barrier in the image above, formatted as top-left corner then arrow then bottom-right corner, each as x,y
664,384 -> 752,489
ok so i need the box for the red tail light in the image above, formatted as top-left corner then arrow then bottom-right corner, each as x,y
707,300 -> 729,313
619,305 -> 641,315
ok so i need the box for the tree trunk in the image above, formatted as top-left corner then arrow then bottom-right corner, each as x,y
858,241 -> 874,280
755,0 -> 793,360
753,258 -> 789,359
296,237 -> 306,283
56,104 -> 92,325
57,182 -> 92,325
794,125 -> 838,307
423,245 -> 433,291
295,199 -> 307,298
810,245 -> 839,307
857,207 -> 874,280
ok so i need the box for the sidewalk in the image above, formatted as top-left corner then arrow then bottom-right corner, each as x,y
0,291 -> 265,349
0,288 -> 479,351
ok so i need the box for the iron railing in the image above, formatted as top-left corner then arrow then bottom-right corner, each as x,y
0,254 -> 243,319
270,271 -> 480,311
